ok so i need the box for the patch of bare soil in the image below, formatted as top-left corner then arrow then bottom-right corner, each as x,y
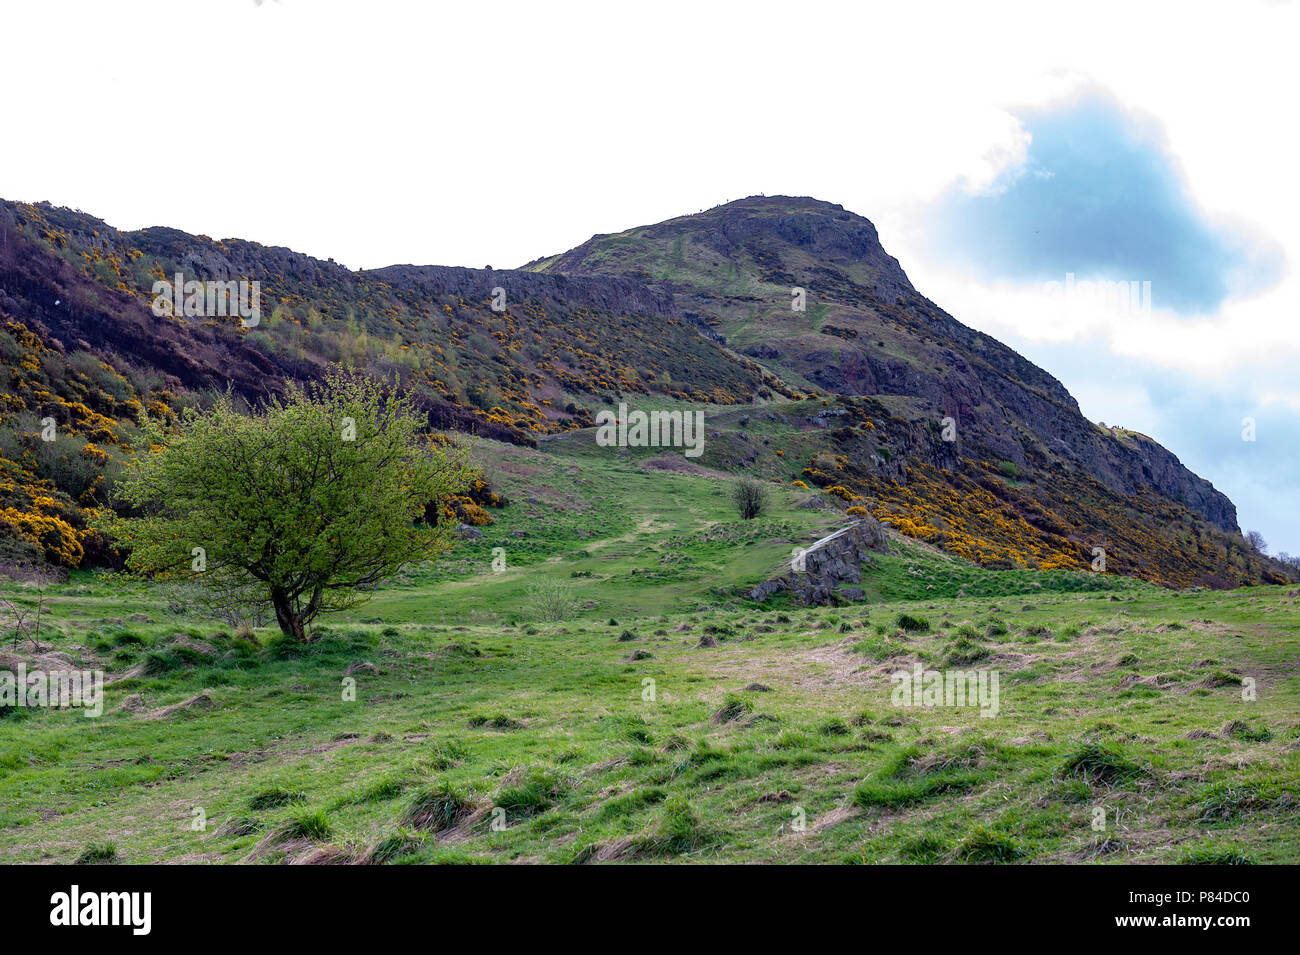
302,733 -> 366,756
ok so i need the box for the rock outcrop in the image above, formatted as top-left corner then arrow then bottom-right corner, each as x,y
748,517 -> 889,606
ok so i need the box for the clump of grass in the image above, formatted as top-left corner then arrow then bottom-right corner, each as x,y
1059,742 -> 1143,785
267,628 -> 371,662
228,635 -> 262,660
613,714 -> 654,744
427,737 -> 472,769
984,618 -> 1008,637
467,713 -> 523,730
659,732 -> 690,753
645,794 -> 707,854
215,816 -> 261,837
365,829 -> 425,864
669,739 -> 729,779
953,825 -> 1023,863
851,635 -> 903,662
0,704 -> 31,723
855,741 -> 994,808
404,781 -> 476,832
248,787 -> 306,811
556,746 -> 586,763
106,627 -> 145,647
75,841 -> 118,864
1178,842 -> 1255,865
142,650 -> 184,675
276,809 -> 331,841
334,774 -> 408,808
853,774 -> 979,809
769,729 -> 809,750
711,693 -> 752,724
1201,671 -> 1243,688
944,636 -> 990,666
815,717 -> 850,736
899,833 -> 948,863
1197,782 -> 1293,823
1222,719 -> 1271,742
887,742 -> 989,777
597,786 -> 667,820
495,767 -> 570,817
896,613 -> 930,633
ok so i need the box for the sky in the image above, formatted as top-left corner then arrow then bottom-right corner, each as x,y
2,0 -> 1296,552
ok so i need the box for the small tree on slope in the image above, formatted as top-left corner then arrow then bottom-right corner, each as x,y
101,370 -> 474,641
732,476 -> 768,520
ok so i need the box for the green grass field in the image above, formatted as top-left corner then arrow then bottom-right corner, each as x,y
1,440 -> 1297,865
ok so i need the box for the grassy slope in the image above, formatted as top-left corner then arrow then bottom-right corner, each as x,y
1,441 -> 1297,865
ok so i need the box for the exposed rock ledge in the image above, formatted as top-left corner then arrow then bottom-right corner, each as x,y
748,517 -> 889,606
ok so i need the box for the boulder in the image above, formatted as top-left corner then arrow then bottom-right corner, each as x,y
748,516 -> 889,606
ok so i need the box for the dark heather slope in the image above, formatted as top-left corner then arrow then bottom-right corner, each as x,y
1,198 -> 787,440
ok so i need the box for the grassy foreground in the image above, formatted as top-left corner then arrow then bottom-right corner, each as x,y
1,442 -> 1297,864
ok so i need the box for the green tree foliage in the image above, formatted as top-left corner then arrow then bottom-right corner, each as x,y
101,370 -> 474,641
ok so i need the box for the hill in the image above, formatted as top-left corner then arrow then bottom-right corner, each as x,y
0,195 -> 1289,587
529,196 -> 1282,587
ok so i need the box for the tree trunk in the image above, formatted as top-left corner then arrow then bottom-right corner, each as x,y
270,588 -> 309,642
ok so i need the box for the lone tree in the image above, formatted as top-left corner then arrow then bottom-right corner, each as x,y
102,370 -> 474,641
1245,530 -> 1267,554
732,476 -> 768,520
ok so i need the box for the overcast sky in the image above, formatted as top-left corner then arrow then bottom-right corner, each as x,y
3,0 -> 1296,551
